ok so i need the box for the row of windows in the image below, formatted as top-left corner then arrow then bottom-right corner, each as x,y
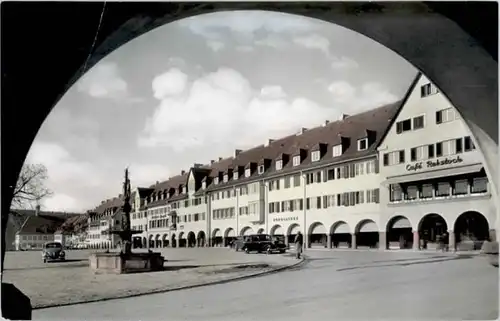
213,207 -> 235,220
21,235 -> 50,241
210,142 -> 372,188
211,160 -> 379,200
390,177 -> 488,202
132,225 -> 147,232
383,136 -> 476,166
395,107 -> 458,136
420,83 -> 439,98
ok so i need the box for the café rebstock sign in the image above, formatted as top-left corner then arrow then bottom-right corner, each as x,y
406,155 -> 463,172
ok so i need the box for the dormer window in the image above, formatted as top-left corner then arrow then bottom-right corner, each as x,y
223,174 -> 229,183
276,160 -> 283,171
202,181 -> 206,189
182,186 -> 187,194
358,138 -> 368,151
292,156 -> 301,167
258,165 -> 265,175
311,151 -> 320,162
245,168 -> 251,177
332,144 -> 343,157
233,171 -> 239,180
214,177 -> 219,185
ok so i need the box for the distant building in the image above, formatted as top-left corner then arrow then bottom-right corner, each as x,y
10,207 -> 82,251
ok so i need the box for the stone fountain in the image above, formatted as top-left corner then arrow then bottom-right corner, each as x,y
89,168 -> 165,274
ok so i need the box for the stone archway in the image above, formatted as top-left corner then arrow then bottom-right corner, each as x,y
257,228 -> 264,234
148,235 -> 154,248
197,231 -> 206,247
418,213 -> 448,250
212,229 -> 222,247
162,234 -> 169,248
186,232 -> 196,248
154,234 -> 161,248
178,232 -> 186,248
386,215 -> 413,250
330,221 -> 352,249
142,237 -> 147,248
170,233 -> 177,248
454,211 -> 490,250
355,219 -> 379,249
270,224 -> 284,236
240,226 -> 254,236
286,223 -> 301,246
224,228 -> 236,247
308,222 -> 327,248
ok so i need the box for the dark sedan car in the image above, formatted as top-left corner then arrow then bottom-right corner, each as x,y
41,242 -> 66,263
241,234 -> 287,254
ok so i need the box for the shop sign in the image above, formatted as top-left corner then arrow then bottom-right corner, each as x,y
405,155 -> 463,172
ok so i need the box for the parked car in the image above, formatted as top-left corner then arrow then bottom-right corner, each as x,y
41,241 -> 65,263
241,234 -> 287,254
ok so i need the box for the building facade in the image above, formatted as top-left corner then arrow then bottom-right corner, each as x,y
378,73 -> 495,250
102,72 -> 494,252
86,197 -> 124,249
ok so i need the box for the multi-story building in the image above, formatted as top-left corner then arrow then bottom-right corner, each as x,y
124,72 -> 494,251
378,73 -> 495,250
86,197 -> 124,249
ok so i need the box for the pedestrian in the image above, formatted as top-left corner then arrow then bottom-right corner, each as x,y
294,231 -> 303,259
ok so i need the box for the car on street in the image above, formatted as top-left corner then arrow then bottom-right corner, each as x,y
41,241 -> 66,263
241,234 -> 287,254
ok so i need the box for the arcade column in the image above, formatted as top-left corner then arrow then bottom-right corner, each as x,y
378,231 -> 387,250
413,231 -> 420,250
351,233 -> 357,249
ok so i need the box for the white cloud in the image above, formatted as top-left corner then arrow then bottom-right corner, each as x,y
167,57 -> 186,68
77,62 -> 128,99
293,34 -> 331,56
178,11 -> 319,39
152,68 -> 189,99
328,81 -> 399,112
138,68 -> 338,152
236,45 -> 254,52
331,56 -> 359,69
260,85 -> 287,99
129,164 -> 171,187
43,194 -> 80,212
254,34 -> 289,49
207,40 -> 225,52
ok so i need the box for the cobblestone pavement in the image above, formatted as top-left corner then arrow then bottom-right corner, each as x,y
33,249 -> 498,321
3,248 -> 299,308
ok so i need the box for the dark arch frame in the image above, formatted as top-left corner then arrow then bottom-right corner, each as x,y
1,3 -> 497,318
454,211 -> 490,243
386,215 -> 413,250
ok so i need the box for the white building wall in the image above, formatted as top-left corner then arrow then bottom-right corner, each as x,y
378,74 -> 496,233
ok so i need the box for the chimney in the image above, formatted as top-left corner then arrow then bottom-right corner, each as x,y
265,139 -> 274,146
218,157 -> 223,161
234,149 -> 243,157
323,120 -> 330,127
210,160 -> 215,165
339,113 -> 350,121
193,163 -> 203,168
297,128 -> 308,135
181,170 -> 186,175
35,205 -> 40,216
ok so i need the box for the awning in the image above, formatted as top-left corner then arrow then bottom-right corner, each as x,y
212,229 -> 221,238
332,222 -> 350,234
271,225 -> 284,235
358,221 -> 378,233
310,223 -> 327,234
391,217 -> 412,229
383,163 -> 483,185
288,225 -> 301,235
225,228 -> 236,237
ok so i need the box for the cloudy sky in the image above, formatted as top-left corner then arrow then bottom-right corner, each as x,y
26,11 -> 416,212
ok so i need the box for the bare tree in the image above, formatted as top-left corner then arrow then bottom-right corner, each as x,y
12,163 -> 52,209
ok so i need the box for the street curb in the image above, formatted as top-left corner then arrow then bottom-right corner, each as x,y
32,256 -> 306,310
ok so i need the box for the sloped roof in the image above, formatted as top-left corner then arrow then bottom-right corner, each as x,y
17,215 -> 66,235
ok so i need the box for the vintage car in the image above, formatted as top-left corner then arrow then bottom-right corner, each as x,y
41,241 -> 66,263
241,234 -> 287,254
